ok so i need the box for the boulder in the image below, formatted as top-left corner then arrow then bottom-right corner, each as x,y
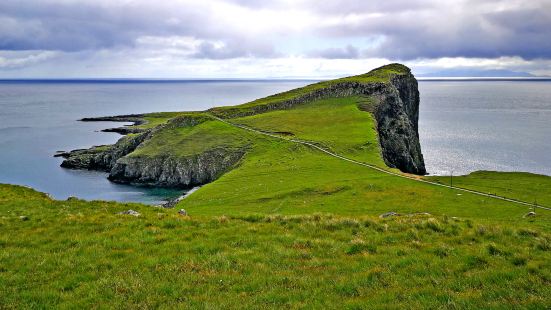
118,210 -> 140,217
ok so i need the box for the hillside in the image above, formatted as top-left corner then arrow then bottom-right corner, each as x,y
1,184 -> 550,308
1,63 -> 551,308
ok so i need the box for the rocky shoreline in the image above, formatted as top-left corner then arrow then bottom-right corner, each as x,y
81,114 -> 148,135
58,114 -> 247,188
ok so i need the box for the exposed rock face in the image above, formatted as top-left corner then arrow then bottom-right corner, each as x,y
373,74 -> 426,175
57,133 -> 150,171
108,148 -> 246,188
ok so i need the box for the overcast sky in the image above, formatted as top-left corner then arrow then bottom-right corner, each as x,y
1,0 -> 550,78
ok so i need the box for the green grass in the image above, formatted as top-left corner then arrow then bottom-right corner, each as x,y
181,131 -> 551,226
129,118 -> 253,158
427,171 -> 551,207
138,112 -> 192,129
234,96 -> 386,166
209,63 -> 410,118
1,184 -> 549,308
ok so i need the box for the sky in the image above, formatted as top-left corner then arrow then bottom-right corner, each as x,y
0,0 -> 550,78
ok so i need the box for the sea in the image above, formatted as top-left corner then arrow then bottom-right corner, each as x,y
0,79 -> 550,204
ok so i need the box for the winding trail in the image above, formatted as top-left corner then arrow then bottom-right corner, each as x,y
211,115 -> 551,212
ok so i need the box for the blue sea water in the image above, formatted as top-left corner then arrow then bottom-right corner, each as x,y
418,80 -> 551,176
0,79 -> 550,203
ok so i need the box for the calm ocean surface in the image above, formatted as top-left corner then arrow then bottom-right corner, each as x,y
0,79 -> 550,203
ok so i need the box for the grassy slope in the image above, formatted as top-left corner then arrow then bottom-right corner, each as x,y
427,171 -> 551,207
130,119 -> 253,158
139,112 -> 191,129
182,97 -> 551,226
209,63 -> 408,118
1,184 -> 549,309
234,96 -> 386,166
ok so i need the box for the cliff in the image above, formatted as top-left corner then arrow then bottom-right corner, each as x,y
58,63 -> 425,190
58,114 -> 249,188
210,63 -> 426,174
373,71 -> 426,174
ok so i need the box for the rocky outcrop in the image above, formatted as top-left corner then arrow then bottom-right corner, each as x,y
58,114 -> 246,188
372,73 -> 426,175
81,114 -> 147,135
57,132 -> 150,171
81,114 -> 146,124
108,148 -> 246,188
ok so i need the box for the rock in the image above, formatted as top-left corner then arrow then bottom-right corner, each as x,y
372,71 -> 425,175
118,210 -> 140,217
379,212 -> 399,218
108,148 -> 246,188
101,127 -> 146,135
178,209 -> 188,216
80,114 -> 146,125
158,187 -> 201,208
19,215 -> 29,221
408,212 -> 431,217
159,195 -> 184,208
60,133 -> 150,171
524,211 -> 536,217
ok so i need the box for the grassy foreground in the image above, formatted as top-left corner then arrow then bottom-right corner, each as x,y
1,184 -> 550,309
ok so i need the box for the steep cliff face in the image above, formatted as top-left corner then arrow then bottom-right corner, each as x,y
108,148 -> 246,187
373,73 -> 426,175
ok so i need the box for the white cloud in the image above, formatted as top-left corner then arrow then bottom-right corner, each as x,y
0,51 -> 59,69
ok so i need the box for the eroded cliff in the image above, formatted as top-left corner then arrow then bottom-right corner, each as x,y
58,114 -> 249,188
58,63 -> 425,191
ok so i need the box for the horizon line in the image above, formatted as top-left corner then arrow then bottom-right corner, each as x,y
0,76 -> 550,82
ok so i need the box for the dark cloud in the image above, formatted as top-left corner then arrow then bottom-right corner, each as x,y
0,0 -> 270,57
0,0 -> 186,51
316,1 -> 551,60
